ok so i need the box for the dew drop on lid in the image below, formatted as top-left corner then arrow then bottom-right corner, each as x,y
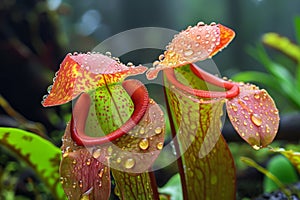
124,158 -> 135,169
42,95 -> 48,102
127,62 -> 133,67
105,51 -> 112,57
47,85 -> 52,93
197,21 -> 205,26
158,54 -> 165,61
250,114 -> 262,127
152,60 -> 160,67
139,138 -> 149,150
184,49 -> 194,57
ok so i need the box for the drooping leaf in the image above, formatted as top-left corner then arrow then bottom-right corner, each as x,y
262,33 -> 300,63
164,65 -> 236,200
271,147 -> 300,173
42,52 -> 147,107
0,127 -> 65,200
146,22 -> 235,80
226,83 -> 279,149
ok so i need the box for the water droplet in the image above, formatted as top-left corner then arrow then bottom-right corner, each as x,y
252,145 -> 261,150
73,52 -> 78,56
139,138 -> 149,150
72,160 -> 77,165
79,180 -> 83,188
184,49 -> 194,57
265,124 -> 270,133
156,142 -> 163,150
98,168 -> 104,178
72,182 -> 77,188
231,103 -> 238,112
47,85 -> 52,93
254,93 -> 260,99
92,149 -> 101,159
139,127 -> 145,135
152,60 -> 160,67
197,22 -> 205,26
86,158 -> 91,166
107,146 -> 113,155
116,157 -> 121,163
158,54 -> 165,61
243,121 -> 248,126
210,22 -> 217,26
62,152 -> 68,158
250,114 -> 262,127
196,35 -> 201,40
127,62 -> 134,67
155,127 -> 162,134
124,158 -> 135,169
105,51 -> 112,57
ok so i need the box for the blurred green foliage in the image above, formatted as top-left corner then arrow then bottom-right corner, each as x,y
232,16 -> 300,113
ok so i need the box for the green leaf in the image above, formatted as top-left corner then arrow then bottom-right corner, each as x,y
0,127 -> 65,200
262,33 -> 300,63
271,147 -> 300,174
240,156 -> 292,197
164,65 -> 236,199
294,16 -> 300,45
158,173 -> 182,200
263,155 -> 298,192
231,71 -> 277,88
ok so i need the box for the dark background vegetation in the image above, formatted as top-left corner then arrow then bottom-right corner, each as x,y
0,0 -> 299,199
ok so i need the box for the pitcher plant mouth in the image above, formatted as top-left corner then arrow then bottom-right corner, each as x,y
164,63 -> 240,99
71,79 -> 149,146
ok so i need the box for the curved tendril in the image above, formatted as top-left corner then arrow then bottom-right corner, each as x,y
164,63 -> 239,99
71,79 -> 149,146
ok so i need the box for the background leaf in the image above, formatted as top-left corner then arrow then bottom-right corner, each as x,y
263,155 -> 298,192
158,173 -> 182,200
0,127 -> 65,200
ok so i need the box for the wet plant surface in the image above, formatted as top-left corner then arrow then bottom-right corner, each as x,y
1,1 -> 300,199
